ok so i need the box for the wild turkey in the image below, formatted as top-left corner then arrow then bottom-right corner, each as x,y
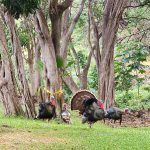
81,98 -> 105,127
104,107 -> 129,125
35,96 -> 56,120
61,104 -> 71,124
71,90 -> 105,127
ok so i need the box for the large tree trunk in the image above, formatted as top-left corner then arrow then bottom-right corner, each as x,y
49,0 -> 73,56
49,0 -> 74,108
4,12 -> 36,118
100,0 -> 128,109
34,0 -> 85,113
34,9 -> 63,113
0,18 -> 24,116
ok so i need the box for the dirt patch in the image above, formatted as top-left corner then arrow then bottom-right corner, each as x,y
105,109 -> 150,128
0,130 -> 70,150
0,125 -> 14,135
1,124 -> 12,128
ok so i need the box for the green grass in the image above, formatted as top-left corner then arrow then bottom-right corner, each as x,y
0,112 -> 150,150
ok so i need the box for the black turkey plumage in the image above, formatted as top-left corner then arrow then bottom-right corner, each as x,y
35,96 -> 56,120
104,107 -> 129,125
82,98 -> 105,127
36,102 -> 56,120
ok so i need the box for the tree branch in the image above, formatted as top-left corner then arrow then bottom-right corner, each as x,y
125,1 -> 150,8
60,0 -> 86,59
35,9 -> 50,41
62,71 -> 78,94
83,51 -> 92,73
58,0 -> 73,13
124,16 -> 150,21
88,0 -> 101,64
125,4 -> 150,8
117,27 -> 150,43
49,0 -> 58,7
71,44 -> 81,77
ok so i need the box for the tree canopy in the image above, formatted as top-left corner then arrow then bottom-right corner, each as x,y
1,0 -> 41,18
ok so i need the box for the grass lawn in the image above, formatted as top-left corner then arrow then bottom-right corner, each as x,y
0,112 -> 150,150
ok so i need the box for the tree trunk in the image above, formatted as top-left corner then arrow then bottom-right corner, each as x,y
62,8 -> 70,38
62,73 -> 78,94
100,0 -> 128,109
49,10 -> 62,56
60,0 -> 86,60
71,43 -> 92,90
34,9 -> 62,113
27,42 -> 34,95
80,52 -> 92,89
49,0 -> 73,56
0,18 -> 24,116
49,0 -> 74,108
33,42 -> 41,96
88,0 -> 102,98
4,12 -> 36,118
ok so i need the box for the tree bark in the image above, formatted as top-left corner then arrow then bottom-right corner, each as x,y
60,0 -> 86,60
49,0 -> 74,108
88,0 -> 102,97
34,9 -> 62,113
62,72 -> 78,94
100,0 -> 128,109
26,41 -> 34,95
49,0 -> 73,56
33,42 -> 41,96
0,17 -> 24,116
80,51 -> 92,89
71,44 -> 92,89
4,12 -> 36,117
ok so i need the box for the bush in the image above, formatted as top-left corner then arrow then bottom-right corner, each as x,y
115,84 -> 150,109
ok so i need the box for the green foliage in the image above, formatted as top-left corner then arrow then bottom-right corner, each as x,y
1,0 -> 41,18
115,84 -> 150,109
92,0 -> 103,20
115,92 -> 134,108
56,56 -> 64,68
63,83 -> 72,103
115,61 -> 133,92
66,59 -> 75,68
17,20 -> 35,47
36,59 -> 44,71
143,86 -> 150,92
77,51 -> 87,68
65,49 -> 75,76
77,14 -> 87,28
141,0 -> 150,6
115,41 -> 148,92
89,65 -> 98,92
19,31 -> 30,47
